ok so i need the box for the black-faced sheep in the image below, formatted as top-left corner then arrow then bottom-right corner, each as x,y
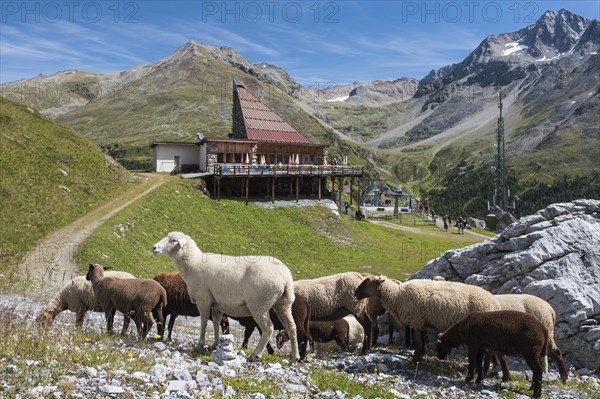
485,293 -> 564,379
152,272 -> 229,341
152,232 -> 299,362
86,264 -> 167,339
293,272 -> 383,354
36,271 -> 135,331
436,310 -> 568,399
354,275 -> 501,363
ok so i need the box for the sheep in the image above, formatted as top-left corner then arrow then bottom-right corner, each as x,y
36,271 -> 135,332
354,274 -> 501,363
436,310 -> 568,398
238,293 -> 311,360
152,231 -> 299,362
293,272 -> 383,354
278,315 -> 364,354
86,263 -> 167,339
484,293 -> 564,379
307,318 -> 350,351
152,272 -> 229,341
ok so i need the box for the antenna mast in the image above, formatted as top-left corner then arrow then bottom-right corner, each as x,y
495,92 -> 507,210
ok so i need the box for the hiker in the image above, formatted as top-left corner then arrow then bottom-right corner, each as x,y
456,217 -> 466,235
443,215 -> 449,232
344,201 -> 349,214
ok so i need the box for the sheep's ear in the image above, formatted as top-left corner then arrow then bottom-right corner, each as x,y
104,266 -> 112,271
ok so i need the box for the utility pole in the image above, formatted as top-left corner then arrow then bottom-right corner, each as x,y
495,92 -> 507,210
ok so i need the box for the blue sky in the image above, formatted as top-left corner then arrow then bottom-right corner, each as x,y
1,1 -> 598,85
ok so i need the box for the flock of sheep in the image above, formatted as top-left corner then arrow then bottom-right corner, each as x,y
36,231 -> 568,398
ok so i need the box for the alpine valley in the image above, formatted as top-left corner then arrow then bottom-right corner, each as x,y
2,9 -> 599,217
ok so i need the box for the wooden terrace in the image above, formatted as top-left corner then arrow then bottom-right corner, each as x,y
208,164 -> 364,206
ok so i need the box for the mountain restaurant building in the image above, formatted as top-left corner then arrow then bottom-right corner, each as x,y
151,81 -> 363,206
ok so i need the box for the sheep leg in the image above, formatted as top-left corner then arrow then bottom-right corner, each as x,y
142,312 -> 154,339
195,304 -> 211,352
152,307 -> 164,340
524,353 -> 543,398
273,304 -> 299,362
497,353 -> 510,382
475,347 -> 486,383
465,344 -> 481,383
356,315 -> 372,354
242,323 -> 256,349
167,314 -> 177,341
482,350 -> 492,376
75,309 -> 86,328
249,311 -> 275,361
210,308 -> 223,350
120,314 -> 131,336
412,328 -> 426,363
106,308 -> 116,335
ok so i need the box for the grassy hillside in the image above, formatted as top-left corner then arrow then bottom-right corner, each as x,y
75,179 -> 484,280
0,98 -> 133,269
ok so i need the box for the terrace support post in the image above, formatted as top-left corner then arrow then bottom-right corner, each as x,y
245,177 -> 249,205
272,177 -> 275,203
296,177 -> 300,203
217,178 -> 221,201
213,177 -> 216,200
318,176 -> 322,201
338,177 -> 343,212
350,177 -> 354,206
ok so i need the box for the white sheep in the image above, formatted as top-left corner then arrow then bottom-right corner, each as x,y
293,272 -> 384,354
152,231 -> 300,362
355,274 -> 500,363
36,271 -> 135,331
485,293 -> 563,376
86,264 -> 167,339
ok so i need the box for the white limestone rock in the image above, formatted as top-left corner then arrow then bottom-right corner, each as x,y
412,200 -> 600,369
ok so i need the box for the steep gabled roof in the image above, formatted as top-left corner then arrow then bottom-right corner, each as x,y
234,82 -> 313,144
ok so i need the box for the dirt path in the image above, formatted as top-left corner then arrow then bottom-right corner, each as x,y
19,173 -> 170,299
369,218 -> 492,240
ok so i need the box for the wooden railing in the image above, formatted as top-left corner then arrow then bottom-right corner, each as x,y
212,164 -> 363,177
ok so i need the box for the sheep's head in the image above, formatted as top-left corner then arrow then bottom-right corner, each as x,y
153,232 -> 188,257
276,330 -> 290,349
86,263 -> 105,281
435,333 -> 453,360
354,275 -> 385,300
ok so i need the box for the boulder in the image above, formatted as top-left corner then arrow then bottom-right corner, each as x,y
412,199 -> 600,369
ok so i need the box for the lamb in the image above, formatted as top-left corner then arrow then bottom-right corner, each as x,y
436,310 -> 568,398
36,271 -> 135,332
152,272 -> 229,341
152,231 -> 299,362
278,315 -> 364,354
293,272 -> 383,354
86,263 -> 167,339
484,293 -> 564,378
238,293 -> 311,360
354,274 -> 501,362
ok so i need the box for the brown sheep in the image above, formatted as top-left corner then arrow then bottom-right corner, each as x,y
436,310 -> 568,399
152,272 -> 229,340
86,263 -> 167,339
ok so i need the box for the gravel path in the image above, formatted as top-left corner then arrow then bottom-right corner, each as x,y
17,173 -> 170,300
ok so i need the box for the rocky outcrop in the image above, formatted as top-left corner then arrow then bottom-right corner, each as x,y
412,199 -> 600,370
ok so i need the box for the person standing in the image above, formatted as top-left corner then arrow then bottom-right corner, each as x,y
443,215 -> 449,232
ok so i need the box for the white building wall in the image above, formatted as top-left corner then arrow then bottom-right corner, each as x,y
153,144 -> 199,173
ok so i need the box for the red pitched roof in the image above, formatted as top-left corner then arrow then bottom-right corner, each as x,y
235,84 -> 313,144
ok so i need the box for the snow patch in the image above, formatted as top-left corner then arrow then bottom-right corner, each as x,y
326,95 -> 350,102
501,42 -> 529,56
